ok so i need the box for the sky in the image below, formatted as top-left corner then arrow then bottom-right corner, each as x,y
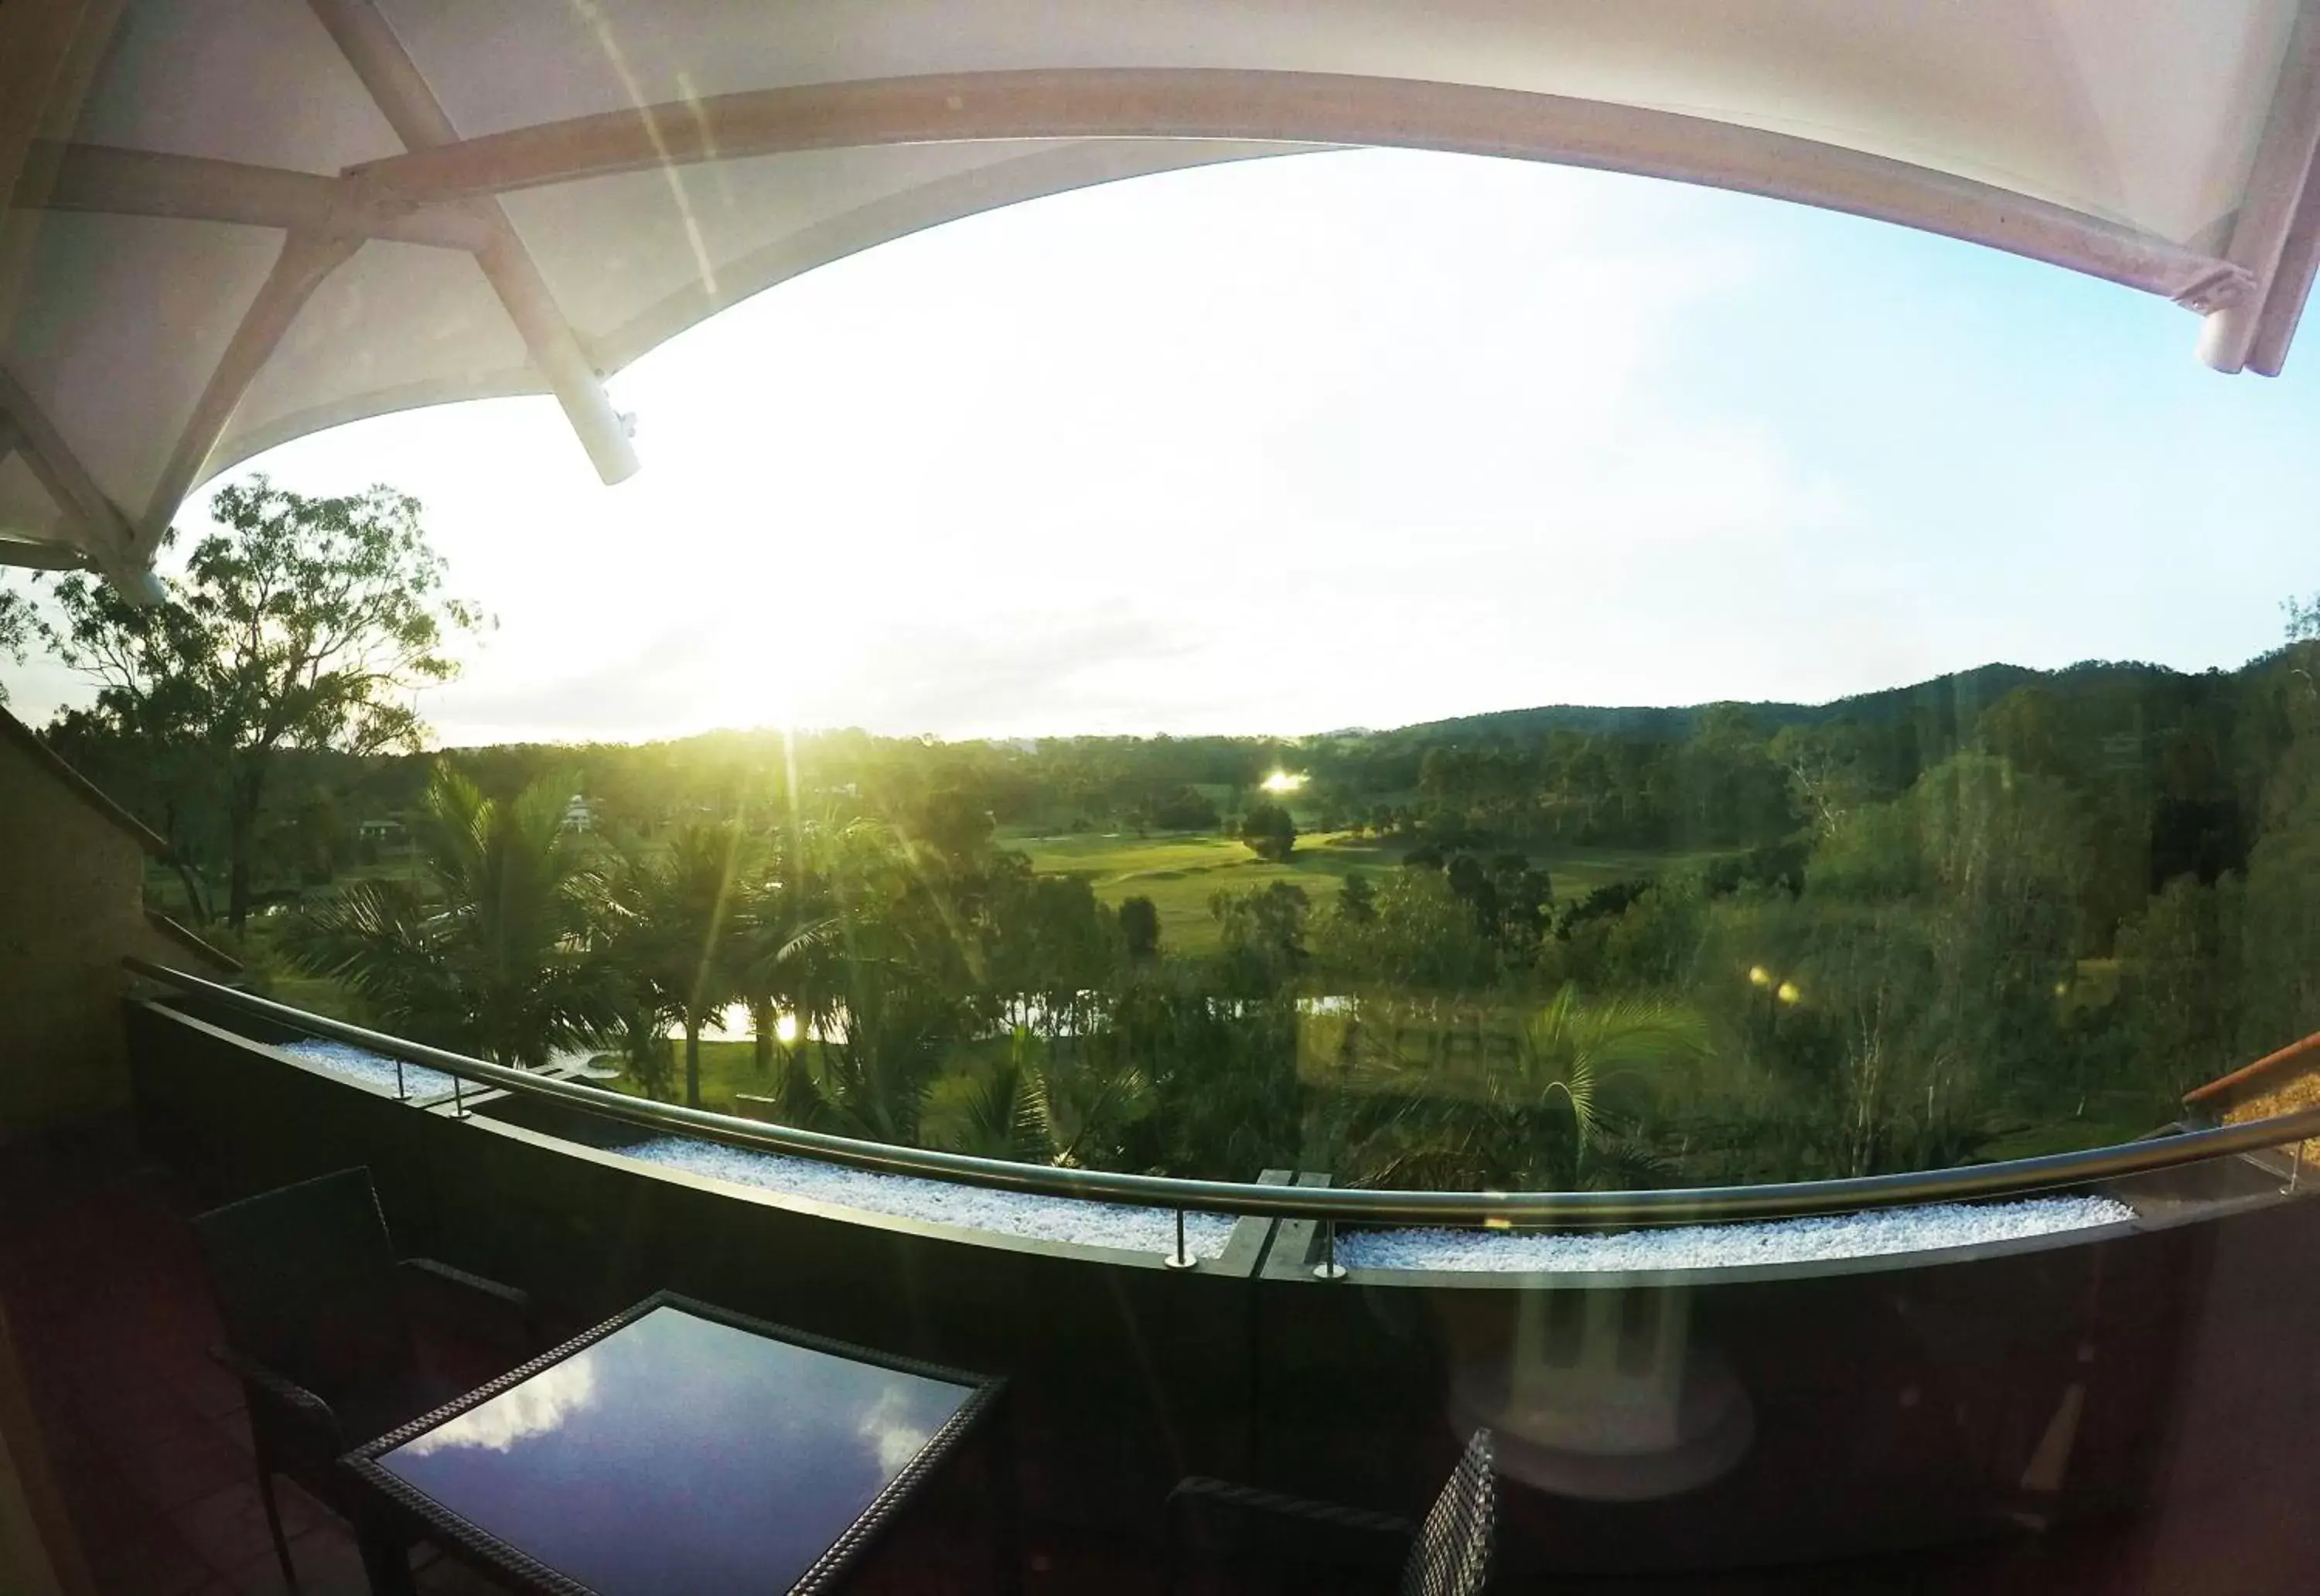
5,147 -> 2318,745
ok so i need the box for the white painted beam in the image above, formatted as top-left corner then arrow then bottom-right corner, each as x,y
36,142 -> 495,251
2249,138 -> 2320,376
353,67 -> 2252,312
137,230 -> 362,558
0,418 -> 80,570
0,367 -> 160,599
307,0 -> 638,485
0,537 -> 93,574
2200,0 -> 2320,372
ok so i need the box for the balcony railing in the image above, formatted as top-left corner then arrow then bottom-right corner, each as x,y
128,956 -> 2320,1231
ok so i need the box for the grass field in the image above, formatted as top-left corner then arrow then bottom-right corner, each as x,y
1007,829 -> 1709,954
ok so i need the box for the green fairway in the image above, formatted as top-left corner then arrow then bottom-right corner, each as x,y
1006,830 -> 1375,953
1006,829 -> 1711,954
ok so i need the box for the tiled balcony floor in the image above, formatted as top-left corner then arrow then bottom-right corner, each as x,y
0,1122 -> 381,1595
5,1119 -> 2316,1594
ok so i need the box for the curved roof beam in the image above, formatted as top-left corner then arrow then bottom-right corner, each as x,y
355,67 -> 2255,315
137,230 -> 363,558
307,0 -> 639,486
38,142 -> 494,250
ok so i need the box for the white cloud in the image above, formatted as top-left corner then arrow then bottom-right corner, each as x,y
400,1356 -> 599,1457
853,1383 -> 937,1476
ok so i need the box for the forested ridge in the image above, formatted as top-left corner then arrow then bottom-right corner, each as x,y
42,634 -> 2320,1192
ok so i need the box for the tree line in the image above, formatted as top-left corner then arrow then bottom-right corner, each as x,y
7,481 -> 2319,1192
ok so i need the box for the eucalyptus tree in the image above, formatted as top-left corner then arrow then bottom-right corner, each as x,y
282,769 -> 622,1066
36,478 -> 481,926
0,585 -> 27,703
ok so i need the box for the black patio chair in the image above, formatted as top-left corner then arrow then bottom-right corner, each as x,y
1165,1428 -> 1495,1595
193,1168 -> 537,1591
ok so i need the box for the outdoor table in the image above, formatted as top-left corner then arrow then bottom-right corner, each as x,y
341,1290 -> 1010,1594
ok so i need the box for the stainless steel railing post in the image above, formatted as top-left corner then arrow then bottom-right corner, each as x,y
1163,1206 -> 1196,1270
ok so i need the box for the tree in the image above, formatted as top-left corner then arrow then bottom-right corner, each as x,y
1325,984 -> 1704,1190
281,769 -> 622,1066
610,820 -> 755,1108
1119,894 -> 1162,963
736,827 -> 834,1075
36,478 -> 480,926
0,585 -> 28,704
774,816 -> 980,1145
1316,867 -> 1494,992
1146,786 -> 1220,831
1238,800 -> 1297,861
941,1028 -> 1053,1162
1212,882 -> 1310,995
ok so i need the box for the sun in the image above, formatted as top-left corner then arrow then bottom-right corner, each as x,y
1260,770 -> 1306,794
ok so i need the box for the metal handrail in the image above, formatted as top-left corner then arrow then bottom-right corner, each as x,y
126,957 -> 2320,1229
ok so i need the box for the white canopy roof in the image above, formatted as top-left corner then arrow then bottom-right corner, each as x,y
4,0 -> 2317,592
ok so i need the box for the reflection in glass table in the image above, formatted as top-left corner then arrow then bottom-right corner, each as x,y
343,1292 -> 1008,1594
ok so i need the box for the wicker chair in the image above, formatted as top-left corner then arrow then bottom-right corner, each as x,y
193,1168 -> 536,1591
1165,1428 -> 1495,1594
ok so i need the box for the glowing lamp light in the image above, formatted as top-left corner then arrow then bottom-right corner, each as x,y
774,1013 -> 800,1044
1260,769 -> 1306,794
1776,981 -> 1803,1006
1747,966 -> 1772,988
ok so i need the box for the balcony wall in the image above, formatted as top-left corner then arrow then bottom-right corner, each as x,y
0,710 -> 234,1134
126,996 -> 2320,1581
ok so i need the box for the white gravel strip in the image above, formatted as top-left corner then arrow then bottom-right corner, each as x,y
1338,1195 -> 2137,1274
278,1038 -> 458,1100
622,1136 -> 1239,1257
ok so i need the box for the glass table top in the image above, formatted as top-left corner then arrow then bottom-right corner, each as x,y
376,1304 -> 976,1595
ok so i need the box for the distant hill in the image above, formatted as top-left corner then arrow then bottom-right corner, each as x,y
1380,661 -> 2185,745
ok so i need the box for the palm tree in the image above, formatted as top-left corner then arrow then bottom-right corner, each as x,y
1489,985 -> 1704,1186
1328,985 -> 1705,1191
282,768 -> 622,1066
608,820 -> 753,1109
735,828 -> 834,1077
940,1028 -> 1053,1162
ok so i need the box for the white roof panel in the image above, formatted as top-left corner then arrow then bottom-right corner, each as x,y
2,0 -> 2314,585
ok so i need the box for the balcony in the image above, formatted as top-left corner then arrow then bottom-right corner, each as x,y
10,5 -> 2320,1591
1,955 -> 2311,1592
